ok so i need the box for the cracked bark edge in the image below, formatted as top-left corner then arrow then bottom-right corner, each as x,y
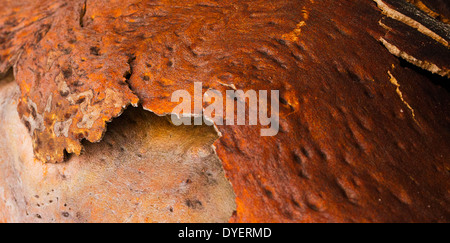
374,0 -> 450,78
374,0 -> 450,46
380,38 -> 450,77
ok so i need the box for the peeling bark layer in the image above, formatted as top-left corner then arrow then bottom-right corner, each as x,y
375,0 -> 450,77
0,0 -> 449,222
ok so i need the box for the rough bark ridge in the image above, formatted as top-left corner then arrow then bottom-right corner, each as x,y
0,0 -> 449,222
375,0 -> 450,77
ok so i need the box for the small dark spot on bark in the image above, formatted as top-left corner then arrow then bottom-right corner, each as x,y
60,90 -> 69,97
319,150 -> 328,160
24,120 -> 32,132
291,198 -> 301,208
283,210 -> 293,220
185,199 -> 203,210
76,97 -> 86,104
293,153 -> 302,165
5,19 -> 18,27
264,189 -> 274,199
364,88 -> 375,99
126,53 -> 136,63
62,212 -> 70,217
45,116 -> 53,126
62,68 -> 72,79
307,204 -> 321,212
75,132 -> 84,140
301,147 -> 311,158
36,137 -> 42,146
90,46 -> 100,56
35,24 -> 51,43
72,80 -> 84,87
298,170 -> 310,180
275,38 -> 287,46
30,105 -> 37,119
62,48 -> 72,55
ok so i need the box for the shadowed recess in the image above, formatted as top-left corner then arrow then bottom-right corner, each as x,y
0,90 -> 236,222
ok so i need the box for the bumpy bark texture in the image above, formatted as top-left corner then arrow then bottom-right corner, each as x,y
375,0 -> 450,77
0,0 -> 449,222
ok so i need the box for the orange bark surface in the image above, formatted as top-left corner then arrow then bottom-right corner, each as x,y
0,0 -> 449,222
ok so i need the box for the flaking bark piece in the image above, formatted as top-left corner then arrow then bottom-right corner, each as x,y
379,17 -> 450,77
1,0 -> 138,162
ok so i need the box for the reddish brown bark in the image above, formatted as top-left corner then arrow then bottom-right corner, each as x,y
0,0 -> 449,222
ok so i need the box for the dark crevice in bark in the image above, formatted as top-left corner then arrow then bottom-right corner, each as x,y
398,58 -> 450,93
0,68 -> 14,81
79,0 -> 87,28
123,54 -> 138,97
